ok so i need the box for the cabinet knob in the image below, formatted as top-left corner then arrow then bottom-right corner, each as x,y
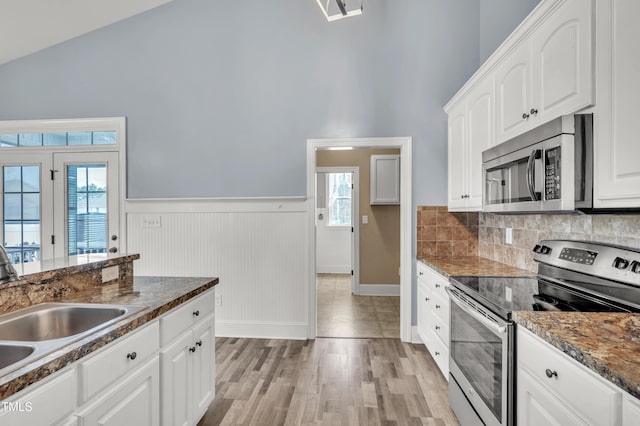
419,272 -> 423,276
109,247 -> 118,253
435,351 -> 440,356
545,369 -> 558,379
435,284 -> 441,288
530,108 -> 538,116
425,297 -> 430,302
126,352 -> 137,360
435,325 -> 441,330
435,304 -> 441,309
193,310 -> 200,317
189,347 -> 197,353
196,340 -> 203,347
522,112 -> 530,120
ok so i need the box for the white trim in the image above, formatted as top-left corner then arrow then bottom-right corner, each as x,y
307,137 -> 413,342
316,166 -> 360,296
124,198 -> 307,213
215,320 -> 308,340
315,265 -> 351,274
411,326 -> 423,345
358,284 -> 400,296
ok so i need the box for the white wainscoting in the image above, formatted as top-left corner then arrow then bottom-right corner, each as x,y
126,198 -> 310,340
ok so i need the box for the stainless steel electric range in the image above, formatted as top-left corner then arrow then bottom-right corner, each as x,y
446,240 -> 640,426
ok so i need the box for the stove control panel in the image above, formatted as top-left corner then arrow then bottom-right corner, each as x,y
559,248 -> 598,265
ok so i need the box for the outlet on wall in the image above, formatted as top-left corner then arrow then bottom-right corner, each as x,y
215,293 -> 222,307
142,215 -> 161,228
102,265 -> 119,283
505,227 -> 513,245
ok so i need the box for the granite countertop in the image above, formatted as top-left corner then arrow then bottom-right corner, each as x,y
0,275 -> 219,400
418,255 -> 534,278
514,312 -> 640,399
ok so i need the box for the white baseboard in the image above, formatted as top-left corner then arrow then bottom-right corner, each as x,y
316,265 -> 351,274
216,320 -> 308,340
411,326 -> 423,345
358,284 -> 400,296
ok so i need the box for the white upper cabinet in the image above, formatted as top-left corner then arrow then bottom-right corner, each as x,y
496,42 -> 532,141
496,0 -> 594,143
531,0 -> 594,125
447,76 -> 494,212
370,154 -> 400,205
594,0 -> 640,208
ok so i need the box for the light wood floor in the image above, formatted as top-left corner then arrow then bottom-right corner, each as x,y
199,337 -> 460,426
317,274 -> 400,338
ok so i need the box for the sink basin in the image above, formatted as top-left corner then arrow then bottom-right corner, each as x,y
0,344 -> 35,370
0,303 -> 146,342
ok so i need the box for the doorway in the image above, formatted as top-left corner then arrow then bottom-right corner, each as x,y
308,138 -> 412,341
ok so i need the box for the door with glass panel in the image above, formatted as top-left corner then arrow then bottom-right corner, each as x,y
53,152 -> 120,259
0,154 -> 53,263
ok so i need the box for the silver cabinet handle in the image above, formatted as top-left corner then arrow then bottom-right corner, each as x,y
530,108 -> 538,116
522,112 -> 530,120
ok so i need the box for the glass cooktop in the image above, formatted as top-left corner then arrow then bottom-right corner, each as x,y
449,275 -> 637,321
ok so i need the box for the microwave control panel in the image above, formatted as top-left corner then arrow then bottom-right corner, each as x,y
545,147 -> 561,200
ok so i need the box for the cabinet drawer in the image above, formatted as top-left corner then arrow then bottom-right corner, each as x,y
0,367 -> 77,426
427,327 -> 449,379
430,312 -> 449,349
518,328 -> 621,426
161,290 -> 215,346
79,321 -> 160,402
430,288 -> 450,327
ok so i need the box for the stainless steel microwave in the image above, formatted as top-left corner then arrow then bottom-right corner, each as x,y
482,114 -> 593,213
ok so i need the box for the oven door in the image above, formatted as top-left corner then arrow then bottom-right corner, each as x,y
447,286 -> 513,426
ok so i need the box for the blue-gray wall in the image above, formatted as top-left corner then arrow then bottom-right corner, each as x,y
0,0 -> 481,202
479,0 -> 540,64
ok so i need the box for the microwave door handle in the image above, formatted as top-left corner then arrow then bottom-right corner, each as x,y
527,149 -> 541,201
446,287 -> 507,334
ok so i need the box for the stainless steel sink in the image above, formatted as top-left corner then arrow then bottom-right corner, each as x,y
0,304 -> 131,341
0,343 -> 35,370
0,302 -> 146,377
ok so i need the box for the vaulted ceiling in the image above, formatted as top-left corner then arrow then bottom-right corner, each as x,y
0,0 -> 173,65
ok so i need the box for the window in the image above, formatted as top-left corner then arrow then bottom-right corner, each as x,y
326,173 -> 352,226
0,118 -> 125,263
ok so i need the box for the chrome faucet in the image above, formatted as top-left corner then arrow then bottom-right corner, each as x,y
0,245 -> 18,284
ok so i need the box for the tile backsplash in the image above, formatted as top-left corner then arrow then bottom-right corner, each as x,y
417,206 -> 478,258
479,213 -> 640,272
417,207 -> 640,273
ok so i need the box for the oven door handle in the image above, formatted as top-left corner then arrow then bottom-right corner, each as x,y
446,287 -> 507,335
527,149 -> 541,202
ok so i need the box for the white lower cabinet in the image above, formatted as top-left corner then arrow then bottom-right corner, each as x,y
76,356 -> 159,426
0,287 -> 217,426
623,394 -> 640,426
160,312 -> 215,426
517,327 -> 624,426
0,366 -> 77,426
416,261 -> 450,379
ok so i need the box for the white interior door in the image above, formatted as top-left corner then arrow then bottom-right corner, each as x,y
0,153 -> 53,263
53,152 -> 120,258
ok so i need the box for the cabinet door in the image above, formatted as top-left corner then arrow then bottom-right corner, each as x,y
192,314 -> 216,422
518,368 -> 585,426
416,280 -> 430,345
77,356 -> 159,426
594,0 -> 640,208
495,42 -> 532,143
531,0 -> 594,124
370,155 -> 400,205
160,330 -> 193,426
623,394 -> 640,426
466,77 -> 494,209
447,105 -> 467,210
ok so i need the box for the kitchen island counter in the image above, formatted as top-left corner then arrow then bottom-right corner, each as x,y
0,275 -> 219,400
